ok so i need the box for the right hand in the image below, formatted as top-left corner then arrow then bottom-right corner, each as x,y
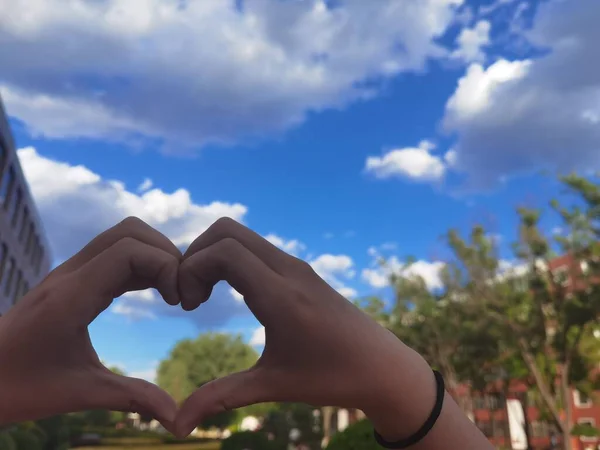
174,218 -> 436,439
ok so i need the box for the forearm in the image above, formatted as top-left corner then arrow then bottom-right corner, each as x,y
365,346 -> 493,450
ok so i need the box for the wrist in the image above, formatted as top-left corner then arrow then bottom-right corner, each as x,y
363,346 -> 438,442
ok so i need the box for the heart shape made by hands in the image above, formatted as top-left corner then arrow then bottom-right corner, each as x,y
0,217 -> 434,442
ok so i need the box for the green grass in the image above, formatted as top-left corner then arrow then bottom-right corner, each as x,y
76,438 -> 221,450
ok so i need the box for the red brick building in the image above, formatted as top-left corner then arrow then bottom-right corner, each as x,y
464,383 -> 600,450
466,253 -> 600,450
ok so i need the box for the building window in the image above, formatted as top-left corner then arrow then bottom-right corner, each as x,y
0,165 -> 15,208
20,280 -> 29,299
0,243 -> 6,285
575,390 -> 593,408
475,419 -> 493,438
577,418 -> 597,442
492,420 -> 506,438
33,244 -> 40,269
4,257 -> 15,297
473,395 -> 485,410
36,248 -> 44,274
10,187 -> 22,227
25,222 -> 34,255
12,270 -> 22,304
532,420 -> 550,438
30,236 -> 38,264
0,140 -> 6,175
487,393 -> 503,410
19,208 -> 29,243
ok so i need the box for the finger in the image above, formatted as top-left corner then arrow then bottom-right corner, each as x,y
178,238 -> 286,318
50,217 -> 181,280
68,237 -> 180,322
174,369 -> 270,439
89,371 -> 178,434
183,218 -> 297,274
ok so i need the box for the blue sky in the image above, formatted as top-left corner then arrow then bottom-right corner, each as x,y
1,0 -> 597,381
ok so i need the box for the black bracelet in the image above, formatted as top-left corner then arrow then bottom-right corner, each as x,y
373,370 -> 445,449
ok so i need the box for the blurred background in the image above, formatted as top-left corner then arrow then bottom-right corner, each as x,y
0,0 -> 598,449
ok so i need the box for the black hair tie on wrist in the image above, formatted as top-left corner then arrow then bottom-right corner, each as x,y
373,370 -> 445,449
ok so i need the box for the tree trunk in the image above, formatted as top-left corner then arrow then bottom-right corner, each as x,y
502,386 -> 513,450
321,407 -> 333,449
519,341 -> 566,438
559,364 -> 573,450
520,390 -> 533,450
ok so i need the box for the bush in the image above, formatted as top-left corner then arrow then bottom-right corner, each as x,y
162,435 -> 211,445
326,420 -> 379,450
221,431 -> 275,450
17,424 -> 46,448
36,416 -> 70,450
0,432 -> 16,450
8,430 -> 43,450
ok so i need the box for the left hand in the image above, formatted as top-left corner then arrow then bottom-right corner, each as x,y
0,218 -> 181,430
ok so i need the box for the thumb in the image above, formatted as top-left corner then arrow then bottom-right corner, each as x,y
174,368 -> 269,438
89,371 -> 178,433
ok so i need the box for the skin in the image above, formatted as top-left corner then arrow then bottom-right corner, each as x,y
0,217 -> 180,431
0,217 -> 493,450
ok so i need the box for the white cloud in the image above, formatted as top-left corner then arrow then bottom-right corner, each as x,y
229,287 -> 244,303
137,178 -> 153,193
129,367 -> 158,383
101,359 -> 159,383
361,249 -> 444,291
18,147 -> 249,326
336,286 -> 358,299
264,234 -> 305,256
310,254 -> 354,278
18,146 -> 247,258
442,0 -> 600,187
361,268 -> 389,289
451,20 -> 491,63
1,86 -> 147,142
122,289 -> 158,303
365,140 -> 449,182
479,0 -> 516,16
445,59 -> 531,125
310,254 -> 357,299
250,326 -> 266,347
111,303 -> 157,320
0,0 -> 464,150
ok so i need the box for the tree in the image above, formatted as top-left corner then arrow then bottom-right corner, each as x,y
381,256 -> 499,417
261,403 -> 323,450
443,225 -> 539,448
221,431 -> 275,450
157,333 -> 259,430
326,419 -> 379,450
443,173 -> 600,450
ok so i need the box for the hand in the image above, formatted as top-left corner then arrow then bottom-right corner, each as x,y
0,218 -> 181,430
174,218 -> 438,439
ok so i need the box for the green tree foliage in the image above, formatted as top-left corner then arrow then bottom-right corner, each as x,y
15,424 -> 46,450
365,174 -> 600,450
35,416 -> 69,450
261,403 -> 323,450
157,333 -> 259,430
0,432 -> 16,450
325,420 -> 379,450
221,431 -> 275,450
9,429 -> 43,450
375,254 -> 499,415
